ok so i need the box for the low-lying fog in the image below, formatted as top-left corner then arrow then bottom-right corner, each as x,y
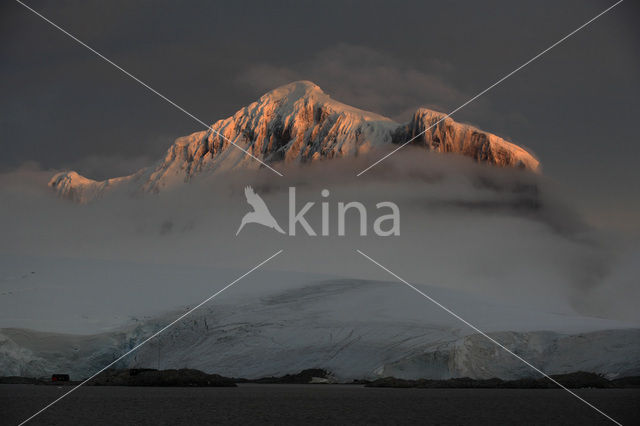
1,149 -> 638,331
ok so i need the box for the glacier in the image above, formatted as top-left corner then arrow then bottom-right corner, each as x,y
3,81 -> 636,385
1,256 -> 637,381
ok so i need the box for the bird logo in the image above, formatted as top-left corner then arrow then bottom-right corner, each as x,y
236,186 -> 286,236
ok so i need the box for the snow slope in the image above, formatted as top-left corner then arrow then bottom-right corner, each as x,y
1,256 -> 637,381
49,81 -> 539,202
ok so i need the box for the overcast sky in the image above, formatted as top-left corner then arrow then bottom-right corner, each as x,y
1,0 -> 638,230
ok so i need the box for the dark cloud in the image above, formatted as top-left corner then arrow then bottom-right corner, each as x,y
238,44 -> 472,121
1,0 -> 638,230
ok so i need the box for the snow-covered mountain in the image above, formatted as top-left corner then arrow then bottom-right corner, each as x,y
49,81 -> 539,202
1,278 -> 638,381
1,254 -> 637,381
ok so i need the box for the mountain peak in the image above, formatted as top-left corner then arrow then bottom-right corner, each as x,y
262,80 -> 324,100
258,81 -> 325,109
49,82 -> 540,202
255,80 -> 389,123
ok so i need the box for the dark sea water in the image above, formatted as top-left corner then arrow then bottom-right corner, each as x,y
2,384 -> 638,425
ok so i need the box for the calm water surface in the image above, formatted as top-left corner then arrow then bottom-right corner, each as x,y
2,384 -> 638,425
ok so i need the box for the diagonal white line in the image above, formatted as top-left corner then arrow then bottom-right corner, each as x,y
356,0 -> 624,176
14,0 -> 283,177
17,249 -> 284,426
356,249 -> 623,426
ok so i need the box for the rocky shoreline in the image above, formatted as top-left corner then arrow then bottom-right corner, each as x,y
2,369 -> 639,389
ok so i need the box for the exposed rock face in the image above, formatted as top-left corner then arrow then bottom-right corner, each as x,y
137,80 -> 397,194
393,109 -> 539,170
50,81 -> 539,201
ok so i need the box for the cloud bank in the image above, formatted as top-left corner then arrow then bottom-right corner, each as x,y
1,150 -> 637,328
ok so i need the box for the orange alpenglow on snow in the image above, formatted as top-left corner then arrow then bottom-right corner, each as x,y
50,81 -> 539,202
